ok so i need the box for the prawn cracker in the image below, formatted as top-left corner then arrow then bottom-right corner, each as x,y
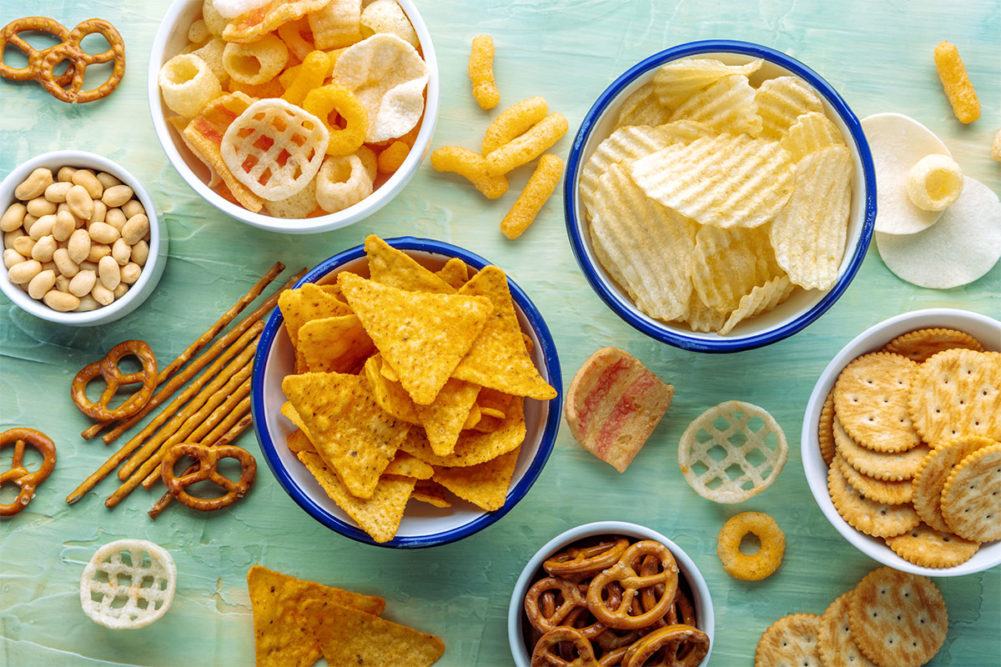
817,593 -> 877,667
885,523 -> 979,569
827,462 -> 918,538
940,442 -> 1001,542
834,352 -> 921,452
755,613 -> 823,667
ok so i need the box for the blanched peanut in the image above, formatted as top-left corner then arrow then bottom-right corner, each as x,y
67,229 -> 91,264
53,210 -> 75,241
69,269 -> 97,297
8,259 -> 41,284
71,169 -> 104,199
89,221 -> 120,245
87,243 -> 111,263
96,171 -> 121,189
75,294 -> 99,312
54,273 -> 70,292
44,181 -> 73,203
31,235 -> 56,262
112,238 -> 131,265
105,207 -> 126,230
27,269 -> 56,299
98,255 -> 121,290
57,166 -> 77,183
79,260 -> 97,272
3,248 -> 25,269
122,199 -> 145,219
22,214 -> 36,230
120,262 -> 141,284
66,185 -> 94,220
122,214 -> 149,245
4,228 -> 25,248
12,235 -> 33,257
91,283 -> 114,306
53,248 -> 79,277
14,168 -> 53,200
113,283 -> 128,299
1,203 -> 26,232
43,290 -> 79,312
131,240 -> 149,266
89,200 -> 107,224
26,197 -> 56,217
102,185 -> 133,208
28,213 -> 55,240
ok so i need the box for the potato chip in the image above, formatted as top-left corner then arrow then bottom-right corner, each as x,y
435,257 -> 469,289
411,480 -> 452,508
770,145 -> 852,290
399,397 -> 525,467
213,0 -> 270,18
780,110 -> 845,162
668,75 -> 762,136
338,272 -> 493,405
221,0 -> 329,43
283,372 -> 410,499
158,54 -> 222,119
453,266 -> 557,400
222,34 -> 289,85
432,447 -> 520,511
682,292 -> 728,334
691,224 -> 780,312
415,379 -> 481,457
202,0 -> 228,36
278,282 -> 352,347
275,17 -> 315,61
629,133 -> 794,229
652,57 -> 762,110
365,234 -> 454,294
297,314 -> 375,373
579,124 -> 677,215
754,75 -> 825,139
360,0 -> 419,49
615,82 -> 672,127
718,275 -> 795,336
308,0 -> 363,49
383,450 -> 434,480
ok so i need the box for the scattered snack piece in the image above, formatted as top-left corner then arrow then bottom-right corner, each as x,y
0,428 -> 57,517
939,442 -> 1001,543
563,347 -> 673,473
679,400 -> 788,503
160,442 -> 257,511
717,511 -> 785,581
80,539 -> 176,629
500,154 -> 563,240
817,593 -> 877,667
906,153 -> 962,212
71,340 -> 159,422
754,613 -> 822,667
933,41 -> 980,124
833,352 -> 920,453
468,34 -> 499,110
883,327 -> 984,363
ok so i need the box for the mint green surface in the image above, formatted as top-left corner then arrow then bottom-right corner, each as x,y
2,1 -> 999,665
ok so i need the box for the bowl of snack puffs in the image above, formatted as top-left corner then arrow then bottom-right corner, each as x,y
565,39 -> 876,352
251,235 -> 562,547
803,308 -> 1001,576
148,0 -> 438,233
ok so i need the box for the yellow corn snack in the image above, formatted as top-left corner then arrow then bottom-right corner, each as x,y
501,154 -> 564,240
283,51 -> 332,105
469,34 -> 499,110
377,141 -> 410,174
303,84 -> 369,156
484,112 -> 568,176
481,96 -> 547,155
933,41 -> 980,124
430,146 -> 508,199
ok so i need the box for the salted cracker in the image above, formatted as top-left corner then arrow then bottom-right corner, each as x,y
940,442 -> 1001,543
827,462 -> 918,538
833,352 -> 921,453
885,523 -> 979,569
817,390 -> 836,466
833,417 -> 929,482
911,435 -> 994,533
834,454 -> 912,505
883,327 -> 984,363
817,592 -> 877,667
754,613 -> 823,667
908,349 -> 1001,446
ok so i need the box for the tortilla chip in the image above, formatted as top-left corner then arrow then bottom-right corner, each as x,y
399,397 -> 526,467
411,480 -> 452,508
432,447 -> 520,511
365,235 -> 455,294
463,404 -> 482,430
471,414 -> 505,433
338,272 -> 493,405
279,282 -> 354,347
298,452 -> 416,543
415,379 -> 482,457
286,428 -> 315,454
435,257 -> 470,289
453,266 -> 557,401
297,314 -> 375,373
364,355 -> 420,424
383,451 -> 434,480
247,565 -> 385,667
283,372 -> 410,499
304,599 -> 445,666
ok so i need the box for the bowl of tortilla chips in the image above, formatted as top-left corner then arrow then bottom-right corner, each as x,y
251,235 -> 562,547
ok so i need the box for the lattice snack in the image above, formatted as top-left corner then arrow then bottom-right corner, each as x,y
678,400 -> 788,503
80,539 -> 177,629
221,98 -> 329,201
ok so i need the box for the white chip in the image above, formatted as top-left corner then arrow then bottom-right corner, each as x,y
669,74 -> 762,136
80,539 -> 177,630
653,57 -> 763,110
360,0 -> 419,49
754,75 -> 825,139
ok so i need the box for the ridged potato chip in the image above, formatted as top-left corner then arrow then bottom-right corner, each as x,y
781,110 -> 845,162
615,82 -> 672,127
754,75 -> 824,139
652,57 -> 762,110
718,275 -> 795,335
691,224 -> 780,312
669,75 -> 762,136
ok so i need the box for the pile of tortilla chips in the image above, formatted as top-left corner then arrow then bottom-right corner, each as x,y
278,235 -> 557,542
248,565 -> 445,666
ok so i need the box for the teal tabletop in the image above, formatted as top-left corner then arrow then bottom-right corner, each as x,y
1,1 -> 999,665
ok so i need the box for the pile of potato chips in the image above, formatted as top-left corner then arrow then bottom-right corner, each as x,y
580,55 -> 855,335
278,235 -> 557,542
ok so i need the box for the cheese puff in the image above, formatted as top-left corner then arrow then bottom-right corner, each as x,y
934,41 -> 980,124
468,35 -> 499,110
282,51 -> 332,105
481,96 -> 547,155
377,141 -> 410,174
484,112 -> 568,176
430,146 -> 508,199
501,154 -> 564,240
303,84 -> 369,156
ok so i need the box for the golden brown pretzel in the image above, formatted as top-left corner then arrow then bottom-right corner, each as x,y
620,624 -> 709,667
544,537 -> 630,581
586,541 -> 679,630
160,443 -> 256,512
525,577 -> 587,634
71,340 -> 159,422
0,17 -> 75,85
0,428 -> 57,517
531,627 -> 598,667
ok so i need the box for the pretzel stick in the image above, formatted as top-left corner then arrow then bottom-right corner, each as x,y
64,325 -> 261,505
200,395 -> 252,447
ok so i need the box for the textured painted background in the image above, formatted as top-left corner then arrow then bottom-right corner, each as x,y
1,1 -> 999,665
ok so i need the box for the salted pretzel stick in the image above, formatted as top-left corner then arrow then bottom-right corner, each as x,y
201,395 -> 252,447
64,324 -> 261,505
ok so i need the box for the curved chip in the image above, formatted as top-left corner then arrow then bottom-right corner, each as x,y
754,75 -> 824,139
781,110 -> 845,162
668,74 -> 762,136
691,224 -> 780,313
653,57 -> 762,111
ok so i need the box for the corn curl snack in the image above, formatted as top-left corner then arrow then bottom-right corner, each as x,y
468,34 -> 499,110
482,96 -> 547,155
315,153 -> 373,212
934,41 -> 980,124
377,140 -> 410,174
430,146 -> 508,199
302,83 -> 368,156
158,54 -> 222,118
485,112 -> 568,176
222,34 -> 288,85
501,154 -> 564,240
281,50 -> 331,105
276,18 -> 315,61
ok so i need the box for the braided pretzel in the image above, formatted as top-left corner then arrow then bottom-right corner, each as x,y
160,443 -> 256,512
71,340 -> 159,422
0,428 -> 56,516
544,537 -> 630,581
620,624 -> 710,667
531,627 -> 598,667
586,541 -> 679,630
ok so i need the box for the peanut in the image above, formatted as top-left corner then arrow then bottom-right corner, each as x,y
28,213 -> 55,240
8,259 -> 41,284
53,209 -> 76,242
30,235 -> 56,262
44,181 -> 73,203
53,248 -> 79,277
27,269 -> 56,299
105,207 -> 126,230
120,262 -> 142,284
113,283 -> 128,299
43,289 -> 80,312
87,243 -> 111,264
69,270 -> 97,297
122,214 -> 149,245
102,184 -> 133,208
71,169 -> 104,199
89,200 -> 107,224
1,203 -> 26,232
26,197 -> 57,217
57,166 -> 77,183
66,185 -> 94,220
89,221 -> 120,245
91,283 -> 114,306
14,168 -> 53,200
3,248 -> 26,269
54,273 -> 70,292
122,199 -> 145,219
67,229 -> 91,264
98,255 -> 121,290
96,171 -> 121,189
75,295 -> 100,312
131,240 -> 149,267
112,238 -> 131,265
12,235 -> 34,257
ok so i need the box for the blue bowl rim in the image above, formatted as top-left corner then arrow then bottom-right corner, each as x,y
251,236 -> 563,548
563,39 -> 877,353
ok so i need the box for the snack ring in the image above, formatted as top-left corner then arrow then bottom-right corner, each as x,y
586,541 -> 679,630
620,624 -> 710,667
531,627 -> 598,667
716,511 -> 785,581
525,576 -> 587,634
544,537 -> 631,581
315,153 -> 374,213
71,340 -> 159,422
34,18 -> 125,104
161,443 -> 257,512
0,428 -> 57,517
80,539 -> 176,629
303,83 -> 369,156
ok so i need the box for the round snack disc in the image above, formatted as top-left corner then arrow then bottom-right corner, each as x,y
848,567 -> 948,667
883,327 -> 985,363
818,592 -> 877,667
835,454 -> 913,505
940,442 -> 1001,543
908,349 -> 1001,446
818,390 -> 836,467
833,417 -> 929,481
80,539 -> 177,629
828,461 -> 919,538
755,613 -> 823,667
834,352 -> 921,453
911,435 -> 994,533
885,523 -> 980,569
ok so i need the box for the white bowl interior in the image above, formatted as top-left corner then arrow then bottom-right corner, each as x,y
571,51 -> 869,343
801,308 -> 1001,576
507,521 -> 715,667
148,0 -> 439,234
258,249 -> 554,541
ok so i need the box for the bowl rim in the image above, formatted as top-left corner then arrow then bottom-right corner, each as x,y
0,149 -> 165,326
146,0 -> 440,234
250,236 -> 563,548
801,307 -> 1001,576
563,38 -> 877,352
506,520 -> 715,667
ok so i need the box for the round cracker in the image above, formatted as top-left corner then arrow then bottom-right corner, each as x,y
848,567 -> 948,667
940,442 -> 1001,543
885,523 -> 980,569
911,435 -> 994,533
828,461 -> 919,538
834,417 -> 929,481
909,349 -> 1001,446
883,327 -> 984,363
835,454 -> 913,505
834,352 -> 921,453
755,613 -> 823,667
818,592 -> 877,667
818,389 -> 836,466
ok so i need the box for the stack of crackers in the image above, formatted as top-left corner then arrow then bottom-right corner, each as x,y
818,327 -> 1001,567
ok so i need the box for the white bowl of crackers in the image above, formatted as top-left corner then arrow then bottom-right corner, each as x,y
148,0 -> 438,233
251,235 -> 562,547
803,308 -> 1001,576
565,40 -> 876,351
0,150 -> 166,326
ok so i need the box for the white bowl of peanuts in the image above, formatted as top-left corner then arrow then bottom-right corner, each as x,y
0,150 -> 166,326
147,0 -> 439,234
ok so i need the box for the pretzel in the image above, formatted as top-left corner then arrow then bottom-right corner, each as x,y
525,577 -> 588,634
71,340 -> 158,422
160,443 -> 256,512
586,541 -> 679,630
0,428 -> 56,516
619,624 -> 710,667
0,17 -> 74,85
531,627 -> 598,667
544,537 -> 630,581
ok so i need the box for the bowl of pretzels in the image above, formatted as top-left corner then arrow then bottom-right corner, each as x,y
508,521 -> 715,666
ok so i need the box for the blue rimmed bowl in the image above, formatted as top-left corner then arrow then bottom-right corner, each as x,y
251,236 -> 562,548
564,40 -> 877,352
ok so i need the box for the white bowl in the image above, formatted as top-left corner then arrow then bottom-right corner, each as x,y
802,308 -> 1001,576
507,521 -> 715,666
250,237 -> 562,547
0,150 -> 167,326
565,39 -> 876,352
148,0 -> 439,234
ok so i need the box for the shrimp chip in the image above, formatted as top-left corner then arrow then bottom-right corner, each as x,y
222,34 -> 289,85
316,154 -> 374,213
158,54 -> 222,118
221,0 -> 329,43
308,0 -> 363,49
361,0 -> 419,49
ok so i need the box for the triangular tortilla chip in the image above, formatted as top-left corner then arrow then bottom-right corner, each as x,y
383,451 -> 434,480
247,565 -> 385,667
435,257 -> 470,289
432,447 -> 520,511
338,272 -> 493,405
415,379 -> 481,457
363,355 -> 420,424
286,428 -> 314,454
410,480 -> 452,508
365,235 -> 455,294
297,314 -> 375,373
283,372 -> 410,499
278,282 -> 353,347
453,266 -> 557,400
399,397 -> 526,467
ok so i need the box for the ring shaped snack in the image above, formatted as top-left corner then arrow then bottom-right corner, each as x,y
716,511 -> 786,581
160,442 -> 257,512
33,18 -> 125,104
302,84 -> 369,157
530,627 -> 598,667
524,576 -> 587,635
543,537 -> 631,581
71,340 -> 159,422
587,541 -> 679,630
620,624 -> 710,667
0,428 -> 57,517
0,16 -> 74,86
80,539 -> 176,629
